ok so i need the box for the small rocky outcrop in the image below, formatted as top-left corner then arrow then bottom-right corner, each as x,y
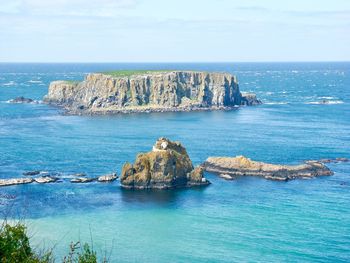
34,176 -> 58,184
70,177 -> 95,183
202,155 -> 333,181
97,173 -> 118,182
120,138 -> 210,189
8,97 -> 40,104
240,93 -> 261,106
44,71 -> 261,114
0,178 -> 34,187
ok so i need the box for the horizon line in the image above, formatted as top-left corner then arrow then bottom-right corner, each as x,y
0,60 -> 350,64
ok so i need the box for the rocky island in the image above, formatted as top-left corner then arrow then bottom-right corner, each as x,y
202,156 -> 333,181
120,137 -> 209,189
44,70 -> 261,114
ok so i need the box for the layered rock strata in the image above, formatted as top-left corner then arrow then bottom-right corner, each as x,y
44,71 -> 261,114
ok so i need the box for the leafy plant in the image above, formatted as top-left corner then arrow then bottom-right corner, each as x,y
0,222 -> 53,263
0,222 -> 107,263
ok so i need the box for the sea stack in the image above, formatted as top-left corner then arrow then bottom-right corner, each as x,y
44,71 -> 261,114
120,137 -> 209,189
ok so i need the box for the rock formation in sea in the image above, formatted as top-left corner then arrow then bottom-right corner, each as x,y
34,176 -> 58,184
97,173 -> 118,182
202,155 -> 333,181
0,178 -> 34,187
44,71 -> 261,114
8,96 -> 40,104
120,137 -> 210,189
70,177 -> 95,183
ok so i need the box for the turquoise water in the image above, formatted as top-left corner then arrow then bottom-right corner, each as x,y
0,63 -> 349,262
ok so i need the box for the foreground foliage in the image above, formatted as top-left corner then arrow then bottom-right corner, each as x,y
0,222 -> 106,263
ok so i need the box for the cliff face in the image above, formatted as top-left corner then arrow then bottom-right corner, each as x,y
44,71 -> 260,114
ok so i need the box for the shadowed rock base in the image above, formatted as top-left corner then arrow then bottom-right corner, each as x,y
121,138 -> 210,189
202,156 -> 333,181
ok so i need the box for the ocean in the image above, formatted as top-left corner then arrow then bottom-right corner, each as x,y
0,62 -> 349,262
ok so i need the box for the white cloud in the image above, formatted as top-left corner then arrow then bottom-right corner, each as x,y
0,0 -> 22,14
0,0 -> 137,16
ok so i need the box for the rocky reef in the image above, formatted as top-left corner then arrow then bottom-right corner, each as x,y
44,71 -> 261,114
202,156 -> 333,181
0,171 -> 118,187
120,137 -> 209,189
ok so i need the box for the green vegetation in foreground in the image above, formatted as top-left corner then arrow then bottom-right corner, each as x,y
0,222 -> 107,263
102,70 -> 174,77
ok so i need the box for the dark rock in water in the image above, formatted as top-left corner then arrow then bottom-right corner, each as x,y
97,173 -> 118,182
23,171 -> 41,176
241,93 -> 262,106
202,155 -> 333,181
0,178 -> 34,187
70,177 -> 95,183
8,96 -> 39,104
121,137 -> 210,189
34,176 -> 58,184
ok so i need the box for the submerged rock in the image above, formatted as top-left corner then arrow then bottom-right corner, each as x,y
318,157 -> 349,163
120,137 -> 210,189
0,178 -> 34,187
44,71 -> 261,115
97,173 -> 118,182
71,173 -> 86,177
23,170 -> 41,176
202,155 -> 333,181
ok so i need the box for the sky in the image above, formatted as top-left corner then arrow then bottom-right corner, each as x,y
0,0 -> 349,62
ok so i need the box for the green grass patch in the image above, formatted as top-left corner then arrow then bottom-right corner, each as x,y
63,80 -> 79,84
101,70 -> 175,77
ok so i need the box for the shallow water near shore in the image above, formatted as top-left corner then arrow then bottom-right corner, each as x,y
1,62 -> 350,262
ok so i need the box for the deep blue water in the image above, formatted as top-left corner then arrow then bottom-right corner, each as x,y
0,63 -> 349,262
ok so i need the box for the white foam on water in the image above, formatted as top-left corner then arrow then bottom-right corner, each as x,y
264,102 -> 289,105
2,81 -> 16,86
318,96 -> 336,100
306,100 -> 344,105
28,80 -> 43,84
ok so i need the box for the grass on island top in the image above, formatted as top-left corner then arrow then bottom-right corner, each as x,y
62,80 -> 79,84
102,70 -> 175,77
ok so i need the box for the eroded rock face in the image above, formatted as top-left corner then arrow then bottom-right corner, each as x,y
202,156 -> 333,181
44,71 -> 261,114
121,138 -> 209,189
